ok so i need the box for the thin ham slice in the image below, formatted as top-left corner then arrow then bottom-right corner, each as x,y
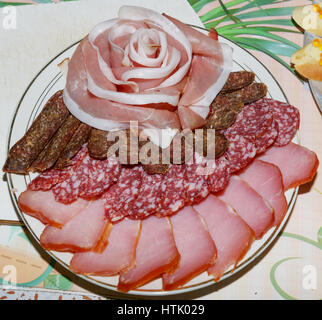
216,176 -> 274,239
257,143 -> 319,190
118,216 -> 179,292
63,40 -> 181,131
40,199 -> 111,253
162,206 -> 216,290
18,190 -> 88,228
194,195 -> 254,281
70,219 -> 141,275
238,160 -> 288,226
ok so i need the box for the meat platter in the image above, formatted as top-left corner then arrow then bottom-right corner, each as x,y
3,6 -> 319,296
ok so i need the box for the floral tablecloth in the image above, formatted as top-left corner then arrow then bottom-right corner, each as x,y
0,0 -> 321,300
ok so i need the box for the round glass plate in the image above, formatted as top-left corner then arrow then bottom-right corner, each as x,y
6,37 -> 299,297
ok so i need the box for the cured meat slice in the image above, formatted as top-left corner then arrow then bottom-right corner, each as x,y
224,102 -> 273,143
207,158 -> 231,193
257,143 -> 319,190
220,71 -> 255,93
87,128 -> 109,160
54,123 -> 91,169
255,120 -> 279,155
184,153 -> 210,204
52,153 -> 120,203
162,207 -> 216,290
40,199 -> 111,252
223,134 -> 257,173
193,195 -> 254,281
30,115 -> 81,172
18,190 -> 88,228
127,171 -> 164,219
257,98 -> 300,146
216,176 -> 274,239
221,83 -> 267,105
118,216 -> 179,292
3,91 -> 69,174
70,219 -> 141,275
104,166 -> 143,222
238,160 -> 287,226
157,164 -> 188,217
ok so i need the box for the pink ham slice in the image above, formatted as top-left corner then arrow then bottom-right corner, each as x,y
118,216 -> 179,292
238,160 -> 288,226
257,143 -> 319,191
162,206 -> 216,290
216,176 -> 274,239
18,190 -> 88,228
63,40 -> 181,131
70,219 -> 141,275
40,199 -> 111,253
193,195 -> 254,281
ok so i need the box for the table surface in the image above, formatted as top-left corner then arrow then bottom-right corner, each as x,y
0,0 -> 321,300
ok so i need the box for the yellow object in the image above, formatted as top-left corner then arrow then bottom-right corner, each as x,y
292,3 -> 322,37
291,42 -> 322,81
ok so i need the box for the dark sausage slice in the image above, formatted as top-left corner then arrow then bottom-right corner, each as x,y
88,129 -> 109,160
54,123 -> 91,169
222,83 -> 268,105
220,71 -> 255,93
30,115 -> 81,172
3,90 -> 69,174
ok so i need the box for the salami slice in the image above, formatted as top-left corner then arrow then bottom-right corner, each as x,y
128,170 -> 164,219
223,134 -> 257,173
157,164 -> 188,217
258,98 -> 300,146
207,158 -> 231,193
224,103 -> 273,143
104,166 -> 143,222
28,146 -> 88,192
52,152 -> 121,203
255,120 -> 279,154
184,154 -> 210,204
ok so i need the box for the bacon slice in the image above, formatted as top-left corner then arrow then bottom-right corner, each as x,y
162,207 -> 216,290
118,216 -> 179,292
193,195 -> 254,281
18,190 -> 88,228
70,219 -> 141,275
216,176 -> 274,239
238,160 -> 287,226
257,143 -> 319,190
40,199 -> 111,252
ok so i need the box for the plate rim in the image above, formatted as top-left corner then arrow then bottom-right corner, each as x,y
5,35 -> 299,298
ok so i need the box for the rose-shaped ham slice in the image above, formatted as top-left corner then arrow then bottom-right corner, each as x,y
63,6 -> 233,131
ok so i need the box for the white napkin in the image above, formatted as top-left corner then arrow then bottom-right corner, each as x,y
0,0 -> 203,221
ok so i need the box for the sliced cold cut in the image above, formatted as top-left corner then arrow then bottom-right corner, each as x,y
70,219 -> 141,275
194,195 -> 254,281
216,176 -> 274,239
118,216 -> 179,292
162,206 -> 216,290
238,160 -> 287,226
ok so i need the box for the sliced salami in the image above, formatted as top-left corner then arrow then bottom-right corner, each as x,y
128,170 -> 164,219
78,154 -> 121,199
104,166 -> 143,222
184,154 -> 210,204
255,120 -> 279,154
52,153 -> 121,203
224,103 -> 273,142
207,158 -> 231,193
259,98 -> 300,146
157,164 -> 188,217
223,134 -> 257,173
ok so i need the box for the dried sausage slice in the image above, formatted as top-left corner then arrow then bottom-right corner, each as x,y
3,91 -> 69,174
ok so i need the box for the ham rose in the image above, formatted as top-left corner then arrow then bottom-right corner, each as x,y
63,6 -> 233,131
